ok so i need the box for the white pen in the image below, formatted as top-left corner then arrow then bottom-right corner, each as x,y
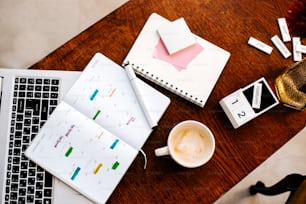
124,64 -> 157,128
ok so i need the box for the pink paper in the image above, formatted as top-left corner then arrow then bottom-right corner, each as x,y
153,39 -> 204,71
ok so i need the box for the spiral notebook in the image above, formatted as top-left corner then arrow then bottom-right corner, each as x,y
25,53 -> 170,203
123,13 -> 230,107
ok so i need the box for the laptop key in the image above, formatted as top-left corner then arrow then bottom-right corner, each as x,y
32,99 -> 41,115
44,198 -> 52,204
25,110 -> 32,117
6,179 -> 10,186
29,168 -> 36,177
35,183 -> 44,192
51,86 -> 59,92
37,173 -> 44,181
27,92 -> 34,97
20,78 -> 26,84
11,174 -> 19,182
19,179 -> 27,187
20,170 -> 27,178
35,190 -> 43,198
19,188 -> 26,196
8,149 -> 13,156
11,183 -> 18,191
43,93 -> 49,98
29,160 -> 36,167
10,191 -> 18,200
15,131 -> 22,138
15,123 -> 22,130
32,117 -> 39,124
36,200 -> 43,204
32,125 -> 39,133
19,84 -> 26,90
12,166 -> 19,174
35,85 -> 42,91
44,172 -> 53,187
22,136 -> 30,144
36,78 -> 42,84
18,196 -> 26,203
51,79 -> 59,85
28,78 -> 34,84
28,177 -> 35,186
31,133 -> 36,140
44,188 -> 52,197
12,156 -> 20,164
27,186 -> 35,194
23,127 -> 31,135
18,92 -> 25,97
50,100 -> 57,106
50,93 -> 58,98
41,100 -> 48,120
7,156 -> 12,164
27,85 -> 34,91
35,92 -> 42,98
13,148 -> 20,156
43,86 -> 50,91
20,162 -> 28,170
5,194 -> 9,201
27,195 -> 34,203
44,79 -> 50,84
25,99 -> 34,109
17,99 -> 24,113
14,139 -> 21,148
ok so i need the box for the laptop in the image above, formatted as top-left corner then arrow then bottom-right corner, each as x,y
0,68 -> 94,204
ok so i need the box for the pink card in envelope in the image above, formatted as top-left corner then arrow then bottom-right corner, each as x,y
153,39 -> 204,71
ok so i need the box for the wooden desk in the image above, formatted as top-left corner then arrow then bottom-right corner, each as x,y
30,0 -> 305,203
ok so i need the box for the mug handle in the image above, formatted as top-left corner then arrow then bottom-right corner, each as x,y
155,146 -> 170,157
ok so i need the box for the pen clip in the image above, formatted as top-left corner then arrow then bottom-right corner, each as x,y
122,61 -> 130,67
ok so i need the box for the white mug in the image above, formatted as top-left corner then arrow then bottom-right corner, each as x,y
155,120 -> 215,168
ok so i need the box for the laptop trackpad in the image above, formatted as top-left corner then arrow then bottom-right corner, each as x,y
53,179 -> 93,204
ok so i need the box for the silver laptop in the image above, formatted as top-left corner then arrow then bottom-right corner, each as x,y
0,68 -> 93,204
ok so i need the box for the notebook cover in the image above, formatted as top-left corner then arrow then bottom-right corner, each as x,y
123,13 -> 230,107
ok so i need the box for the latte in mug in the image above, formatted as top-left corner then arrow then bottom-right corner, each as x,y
155,120 -> 215,168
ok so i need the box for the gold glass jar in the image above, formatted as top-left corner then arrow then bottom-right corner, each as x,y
274,59 -> 306,111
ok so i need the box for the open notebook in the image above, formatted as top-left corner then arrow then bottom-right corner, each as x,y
25,53 -> 170,203
123,13 -> 230,107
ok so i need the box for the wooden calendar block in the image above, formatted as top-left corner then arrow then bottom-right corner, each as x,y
231,104 -> 255,126
219,77 -> 279,129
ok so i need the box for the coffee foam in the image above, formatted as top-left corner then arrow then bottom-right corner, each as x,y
169,124 -> 212,166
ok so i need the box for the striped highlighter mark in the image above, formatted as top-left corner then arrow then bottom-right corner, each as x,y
93,163 -> 103,174
96,131 -> 103,140
93,110 -> 101,120
71,167 -> 81,181
90,89 -> 99,101
112,161 -> 120,170
109,88 -> 116,97
65,147 -> 73,157
110,139 -> 119,149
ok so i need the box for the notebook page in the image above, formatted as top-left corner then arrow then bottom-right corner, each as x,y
64,53 -> 170,149
25,101 -> 138,203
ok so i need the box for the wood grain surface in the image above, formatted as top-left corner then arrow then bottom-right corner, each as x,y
30,0 -> 305,203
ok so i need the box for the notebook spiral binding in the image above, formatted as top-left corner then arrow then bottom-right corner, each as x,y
123,61 -> 204,107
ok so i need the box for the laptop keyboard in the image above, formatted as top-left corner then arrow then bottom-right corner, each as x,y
5,76 -> 60,204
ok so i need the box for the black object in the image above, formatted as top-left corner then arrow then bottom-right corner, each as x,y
249,173 -> 306,203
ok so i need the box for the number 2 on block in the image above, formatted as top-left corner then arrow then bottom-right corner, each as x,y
237,111 -> 246,118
